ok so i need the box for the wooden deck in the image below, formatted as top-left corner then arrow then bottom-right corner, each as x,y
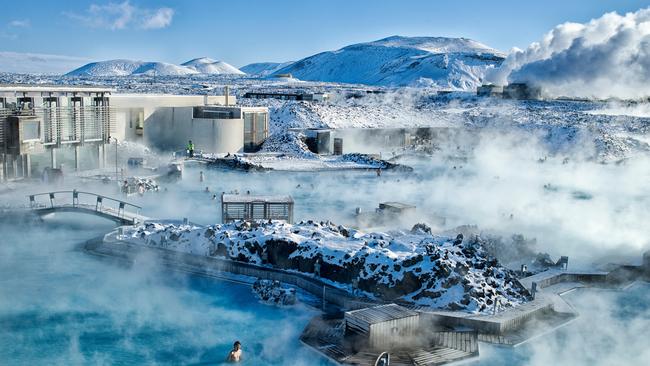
300,316 -> 478,366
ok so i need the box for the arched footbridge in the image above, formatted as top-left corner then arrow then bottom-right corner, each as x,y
28,190 -> 150,225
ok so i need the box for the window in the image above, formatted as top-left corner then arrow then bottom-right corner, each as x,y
21,119 -> 41,141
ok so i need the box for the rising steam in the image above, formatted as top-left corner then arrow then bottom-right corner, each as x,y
488,7 -> 650,99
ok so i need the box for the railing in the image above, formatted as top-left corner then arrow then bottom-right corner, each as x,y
4,106 -> 114,147
28,190 -> 142,221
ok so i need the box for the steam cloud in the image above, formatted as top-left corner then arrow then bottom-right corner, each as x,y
488,7 -> 650,99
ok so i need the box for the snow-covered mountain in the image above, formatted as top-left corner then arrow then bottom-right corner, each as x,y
132,62 -> 198,76
240,61 -> 294,76
66,59 -> 147,76
272,36 -> 505,89
66,58 -> 243,76
181,57 -> 244,75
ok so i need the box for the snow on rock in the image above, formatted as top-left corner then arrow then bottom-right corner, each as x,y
240,61 -> 294,76
181,57 -> 245,75
131,62 -> 198,76
118,221 -> 530,313
252,279 -> 297,306
272,35 -> 505,89
259,132 -> 317,158
131,177 -> 160,193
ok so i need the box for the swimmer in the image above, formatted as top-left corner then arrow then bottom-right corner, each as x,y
227,341 -> 242,362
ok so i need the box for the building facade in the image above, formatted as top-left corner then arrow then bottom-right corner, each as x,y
0,85 -> 113,181
110,94 -> 234,143
144,105 -> 269,154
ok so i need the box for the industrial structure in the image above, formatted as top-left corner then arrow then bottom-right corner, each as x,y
503,83 -> 543,100
476,83 -> 543,100
243,91 -> 329,102
221,193 -> 294,223
476,84 -> 504,97
0,85 -> 113,181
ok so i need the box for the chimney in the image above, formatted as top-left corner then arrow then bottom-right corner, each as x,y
224,85 -> 230,106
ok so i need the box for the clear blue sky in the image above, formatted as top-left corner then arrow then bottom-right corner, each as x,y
0,0 -> 648,67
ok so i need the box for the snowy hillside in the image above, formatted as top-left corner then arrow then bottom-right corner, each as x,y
240,61 -> 294,76
66,59 -> 146,76
272,36 -> 505,89
66,58 -> 242,76
131,62 -> 198,76
181,57 -> 245,75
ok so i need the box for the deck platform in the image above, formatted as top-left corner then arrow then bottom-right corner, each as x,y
300,316 -> 478,366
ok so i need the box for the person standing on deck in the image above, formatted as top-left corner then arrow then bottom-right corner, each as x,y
199,171 -> 204,183
227,341 -> 242,362
187,140 -> 195,158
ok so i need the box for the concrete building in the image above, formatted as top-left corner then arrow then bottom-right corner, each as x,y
144,105 -> 268,153
477,84 -> 503,97
503,83 -> 543,100
0,84 -> 269,181
0,85 -> 113,181
110,94 -> 234,143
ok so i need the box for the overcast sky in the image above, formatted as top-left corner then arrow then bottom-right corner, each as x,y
0,0 -> 647,69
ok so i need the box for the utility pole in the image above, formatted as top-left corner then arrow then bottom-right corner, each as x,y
108,136 -> 118,182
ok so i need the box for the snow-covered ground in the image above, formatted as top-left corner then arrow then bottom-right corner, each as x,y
1,72 -> 648,162
115,220 -> 529,313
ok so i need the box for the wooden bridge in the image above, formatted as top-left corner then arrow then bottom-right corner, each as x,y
28,190 -> 149,225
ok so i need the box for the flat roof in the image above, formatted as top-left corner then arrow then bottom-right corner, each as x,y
222,194 -> 293,204
346,304 -> 418,324
379,202 -> 416,210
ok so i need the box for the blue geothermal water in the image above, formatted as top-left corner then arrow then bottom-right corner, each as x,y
0,221 -> 332,366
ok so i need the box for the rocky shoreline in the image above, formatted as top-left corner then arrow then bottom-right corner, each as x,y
117,220 -> 530,313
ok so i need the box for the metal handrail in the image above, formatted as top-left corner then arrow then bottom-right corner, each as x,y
28,190 -> 142,214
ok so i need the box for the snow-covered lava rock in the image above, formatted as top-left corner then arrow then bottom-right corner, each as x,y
252,279 -> 297,306
117,220 -> 530,313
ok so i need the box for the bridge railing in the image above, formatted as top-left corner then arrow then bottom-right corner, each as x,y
28,190 -> 142,220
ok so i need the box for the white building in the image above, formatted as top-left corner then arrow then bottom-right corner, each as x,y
144,105 -> 269,154
1,84 -> 268,181
110,94 -> 234,143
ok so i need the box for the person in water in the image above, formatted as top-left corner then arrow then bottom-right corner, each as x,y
227,341 -> 242,362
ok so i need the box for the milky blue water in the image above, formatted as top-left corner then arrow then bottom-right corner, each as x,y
0,220 -> 333,366
1,156 -> 649,365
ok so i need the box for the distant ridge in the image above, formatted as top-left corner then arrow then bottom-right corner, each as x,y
66,58 -> 244,76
